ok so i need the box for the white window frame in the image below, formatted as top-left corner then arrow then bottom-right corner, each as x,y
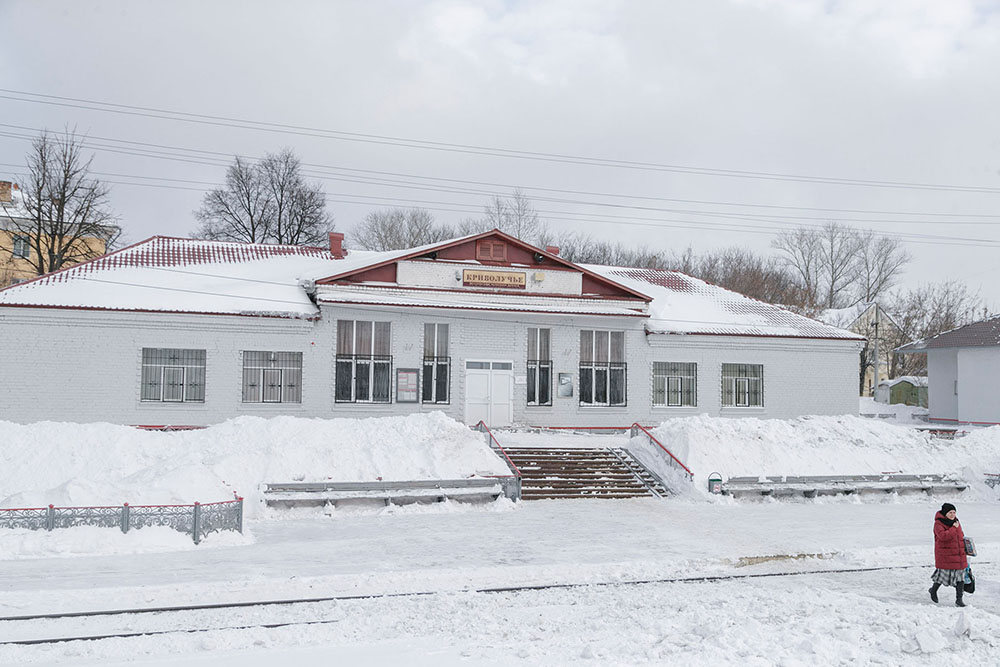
652,362 -> 697,408
422,323 -> 450,404
12,235 -> 29,259
140,348 -> 206,403
526,327 -> 552,407
242,351 -> 303,404
721,363 -> 764,408
336,321 -> 392,403
579,329 -> 627,407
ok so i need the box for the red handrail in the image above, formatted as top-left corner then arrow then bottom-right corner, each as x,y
630,423 -> 693,478
474,421 -> 522,477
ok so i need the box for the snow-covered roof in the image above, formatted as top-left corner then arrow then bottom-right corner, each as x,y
898,316 -> 1000,351
0,236 -> 393,318
585,266 -> 864,340
878,376 -> 928,388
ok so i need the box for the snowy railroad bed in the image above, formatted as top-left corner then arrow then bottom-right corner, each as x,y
1,500 -> 998,665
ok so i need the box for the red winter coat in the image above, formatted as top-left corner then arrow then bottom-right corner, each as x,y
933,512 -> 968,570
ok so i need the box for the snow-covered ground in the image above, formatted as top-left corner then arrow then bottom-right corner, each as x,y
1,499 -> 998,665
2,412 -> 999,664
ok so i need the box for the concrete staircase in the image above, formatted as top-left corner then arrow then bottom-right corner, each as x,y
503,447 -> 669,500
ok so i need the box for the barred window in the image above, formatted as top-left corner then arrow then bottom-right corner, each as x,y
242,351 -> 302,403
141,348 -> 206,403
579,330 -> 626,406
336,320 -> 392,403
653,362 -> 697,407
527,327 -> 552,406
721,363 -> 763,407
422,323 -> 450,404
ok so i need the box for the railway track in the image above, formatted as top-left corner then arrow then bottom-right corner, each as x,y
2,561 -> 991,646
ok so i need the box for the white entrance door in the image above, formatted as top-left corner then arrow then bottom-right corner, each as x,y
465,361 -> 514,427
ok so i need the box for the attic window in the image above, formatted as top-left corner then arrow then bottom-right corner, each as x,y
477,240 -> 507,262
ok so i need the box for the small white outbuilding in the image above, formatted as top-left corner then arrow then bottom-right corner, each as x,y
898,317 -> 1000,425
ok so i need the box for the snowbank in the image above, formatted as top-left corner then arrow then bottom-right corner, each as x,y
0,413 -> 510,517
0,526 -> 250,561
631,414 -> 1000,497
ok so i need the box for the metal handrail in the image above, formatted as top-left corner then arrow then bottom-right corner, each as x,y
473,420 -> 522,478
629,422 -> 693,479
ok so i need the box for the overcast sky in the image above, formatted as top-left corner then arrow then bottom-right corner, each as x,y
2,0 -> 999,307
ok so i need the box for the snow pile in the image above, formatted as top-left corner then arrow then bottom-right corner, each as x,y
0,412 -> 509,517
630,414 -> 1000,494
859,396 -> 927,423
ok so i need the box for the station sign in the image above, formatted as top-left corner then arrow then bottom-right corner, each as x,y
462,269 -> 526,289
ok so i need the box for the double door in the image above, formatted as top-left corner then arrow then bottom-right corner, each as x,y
464,360 -> 513,427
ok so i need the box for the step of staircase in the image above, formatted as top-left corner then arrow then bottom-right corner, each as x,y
503,446 -> 669,500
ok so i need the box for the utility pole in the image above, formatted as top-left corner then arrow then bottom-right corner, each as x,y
872,305 -> 880,398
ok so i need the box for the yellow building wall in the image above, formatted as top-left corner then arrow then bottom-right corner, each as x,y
1,229 -> 108,287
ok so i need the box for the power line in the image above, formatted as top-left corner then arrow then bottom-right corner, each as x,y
3,88 -> 1000,194
3,127 -> 1000,236
4,121 -> 999,220
5,165 -> 1000,248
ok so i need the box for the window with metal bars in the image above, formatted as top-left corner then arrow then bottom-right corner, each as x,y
526,327 -> 552,406
422,323 -> 450,404
335,321 -> 392,403
140,348 -> 206,403
579,330 -> 627,406
652,362 -> 697,407
721,363 -> 763,407
242,351 -> 302,403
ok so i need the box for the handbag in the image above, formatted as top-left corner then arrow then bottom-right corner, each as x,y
964,536 -> 977,557
964,567 -> 976,595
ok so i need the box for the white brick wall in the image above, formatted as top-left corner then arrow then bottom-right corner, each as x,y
0,305 -> 862,425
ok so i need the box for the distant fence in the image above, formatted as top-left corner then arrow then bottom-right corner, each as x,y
0,495 -> 243,544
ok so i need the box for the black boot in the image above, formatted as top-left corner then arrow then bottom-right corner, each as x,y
956,584 -> 965,607
929,583 -> 940,603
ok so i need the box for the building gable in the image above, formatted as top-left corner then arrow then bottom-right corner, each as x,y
316,229 -> 651,302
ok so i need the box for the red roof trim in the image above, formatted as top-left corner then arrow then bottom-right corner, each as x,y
0,301 -> 321,321
314,229 -> 652,302
647,329 -> 865,342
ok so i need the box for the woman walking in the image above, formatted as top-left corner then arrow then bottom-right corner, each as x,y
930,502 -> 968,607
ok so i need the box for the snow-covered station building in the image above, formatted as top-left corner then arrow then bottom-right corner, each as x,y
0,230 -> 863,426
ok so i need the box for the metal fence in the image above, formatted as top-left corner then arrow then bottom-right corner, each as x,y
0,495 -> 243,544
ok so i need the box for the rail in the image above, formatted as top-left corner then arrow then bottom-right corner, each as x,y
0,493 -> 243,544
629,423 -> 693,479
473,421 -> 522,500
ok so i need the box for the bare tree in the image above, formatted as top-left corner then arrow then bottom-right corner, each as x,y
772,227 -> 822,306
352,208 -> 454,250
464,188 -> 543,242
816,222 -> 863,308
851,230 -> 910,304
194,149 -> 334,245
887,280 -> 988,375
2,130 -> 120,276
259,150 -> 333,245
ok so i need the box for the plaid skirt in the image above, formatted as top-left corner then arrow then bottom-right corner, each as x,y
931,568 -> 965,586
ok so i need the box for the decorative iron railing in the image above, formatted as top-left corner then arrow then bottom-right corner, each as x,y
0,494 -> 243,544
